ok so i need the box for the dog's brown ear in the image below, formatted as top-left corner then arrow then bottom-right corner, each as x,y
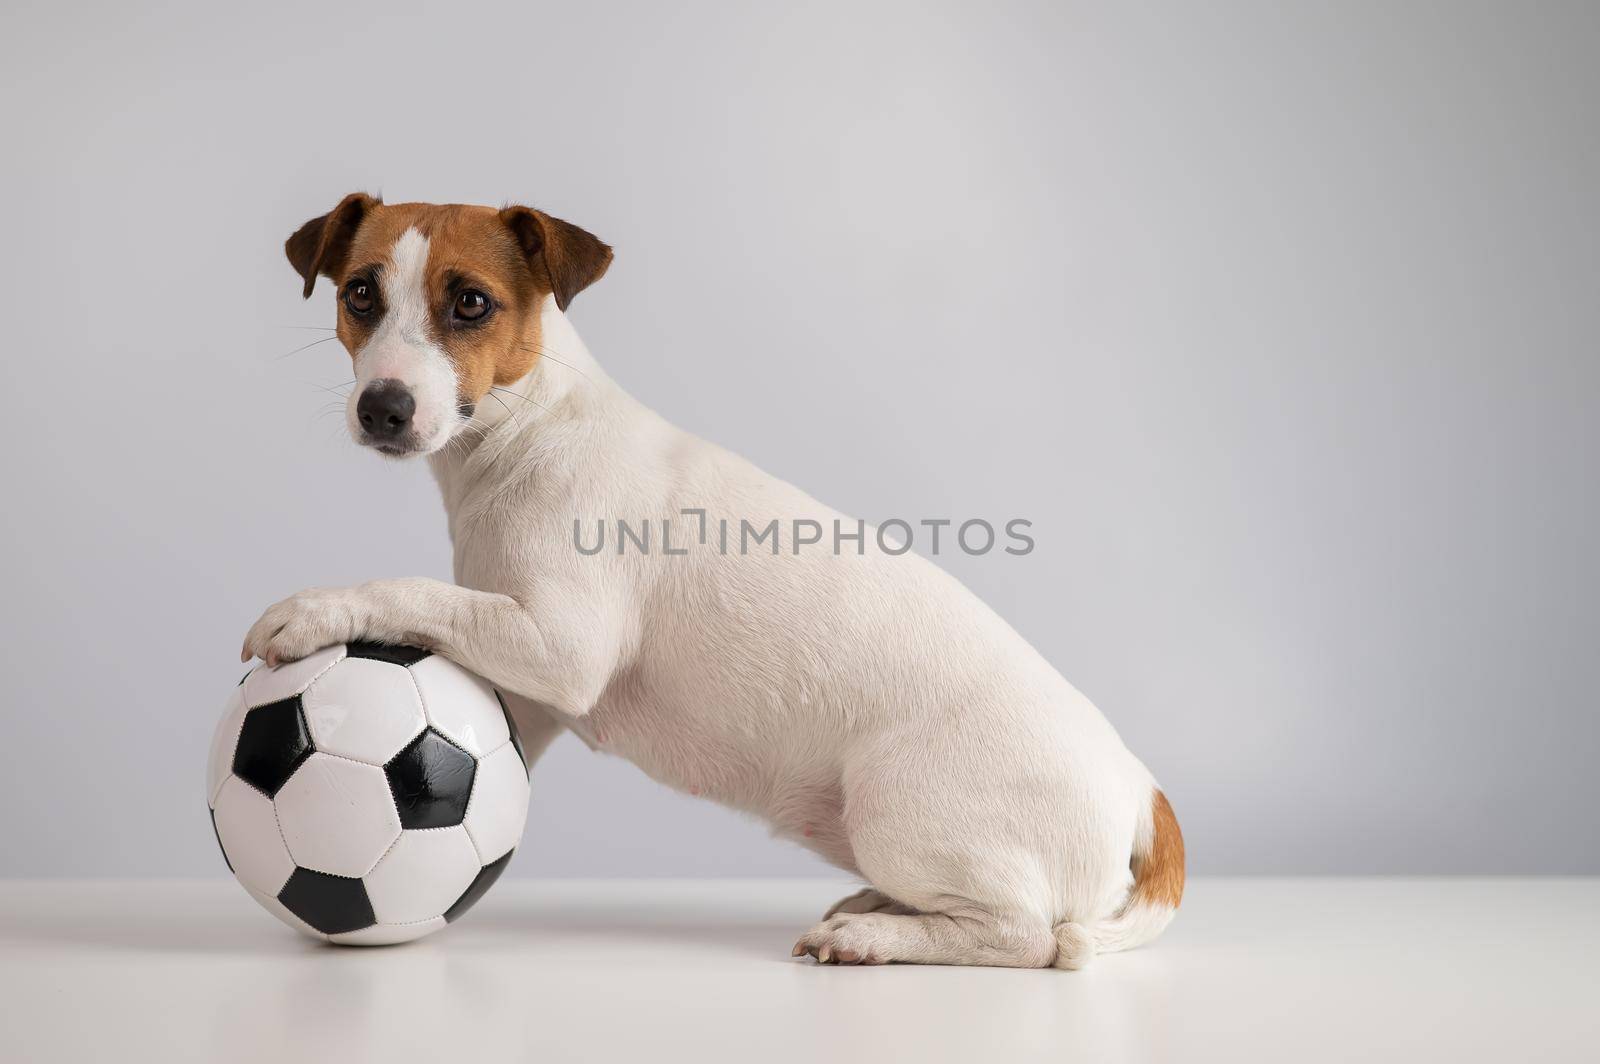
498,206 -> 613,311
285,192 -> 379,298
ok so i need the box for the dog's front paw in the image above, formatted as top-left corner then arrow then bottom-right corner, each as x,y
242,588 -> 360,667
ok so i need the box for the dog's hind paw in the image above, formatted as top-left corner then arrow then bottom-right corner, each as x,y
792,914 -> 888,965
822,887 -> 912,920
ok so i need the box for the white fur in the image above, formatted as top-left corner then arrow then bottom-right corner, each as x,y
248,294 -> 1174,968
345,228 -> 462,455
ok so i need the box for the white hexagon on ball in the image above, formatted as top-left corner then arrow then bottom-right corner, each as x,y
211,774 -> 295,896
241,644 -> 345,708
411,654 -> 509,756
300,657 -> 427,765
329,918 -> 445,946
206,686 -> 248,807
274,752 -> 401,877
364,825 -> 482,925
465,743 -> 531,862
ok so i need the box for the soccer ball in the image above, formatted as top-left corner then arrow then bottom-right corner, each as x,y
206,642 -> 532,945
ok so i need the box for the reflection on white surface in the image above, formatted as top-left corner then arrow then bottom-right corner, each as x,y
1,879 -> 1595,1063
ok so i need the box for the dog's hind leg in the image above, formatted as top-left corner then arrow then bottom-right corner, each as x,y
821,887 -> 914,920
792,908 -> 1058,968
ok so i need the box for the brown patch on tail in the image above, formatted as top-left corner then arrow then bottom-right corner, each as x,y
1133,789 -> 1185,909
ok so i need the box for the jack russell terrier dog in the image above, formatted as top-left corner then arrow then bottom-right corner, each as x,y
243,194 -> 1184,968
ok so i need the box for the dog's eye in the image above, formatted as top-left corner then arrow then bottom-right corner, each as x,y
343,281 -> 375,315
454,290 -> 491,322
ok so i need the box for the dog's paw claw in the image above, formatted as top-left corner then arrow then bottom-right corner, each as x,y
792,913 -> 893,966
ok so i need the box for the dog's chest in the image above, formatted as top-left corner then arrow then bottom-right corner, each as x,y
570,698 -> 855,869
571,667 -> 844,841
572,665 -> 752,794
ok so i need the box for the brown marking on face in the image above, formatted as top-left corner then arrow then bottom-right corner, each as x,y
285,196 -> 612,410
1133,788 -> 1186,910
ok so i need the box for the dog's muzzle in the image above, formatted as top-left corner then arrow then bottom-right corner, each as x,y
356,379 -> 416,445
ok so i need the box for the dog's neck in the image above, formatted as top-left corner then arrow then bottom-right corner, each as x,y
428,295 -> 614,512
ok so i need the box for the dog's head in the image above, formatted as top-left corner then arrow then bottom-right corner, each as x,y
286,194 -> 611,457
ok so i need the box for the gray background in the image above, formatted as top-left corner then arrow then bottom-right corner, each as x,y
1,1 -> 1595,878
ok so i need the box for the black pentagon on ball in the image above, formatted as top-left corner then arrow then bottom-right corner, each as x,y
345,641 -> 432,667
278,868 -> 376,935
443,849 -> 514,923
495,690 -> 532,777
232,696 -> 312,797
385,728 -> 475,829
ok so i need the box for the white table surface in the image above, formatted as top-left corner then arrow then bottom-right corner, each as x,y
1,877 -> 1594,1063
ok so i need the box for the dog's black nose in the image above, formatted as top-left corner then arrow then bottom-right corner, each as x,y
357,380 -> 415,439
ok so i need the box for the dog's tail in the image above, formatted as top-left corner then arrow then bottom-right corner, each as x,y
1051,787 -> 1186,970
